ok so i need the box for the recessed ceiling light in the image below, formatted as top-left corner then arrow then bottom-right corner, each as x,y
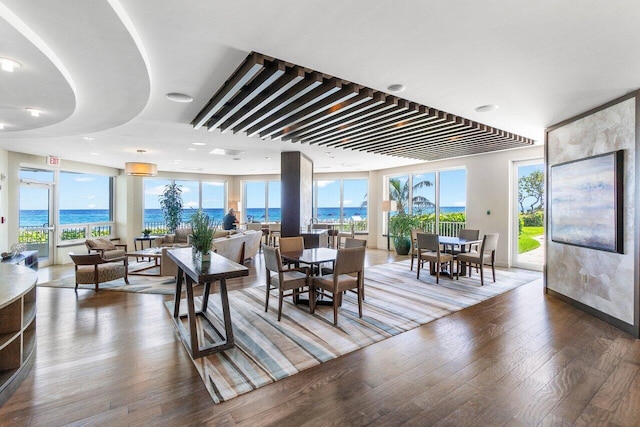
192,142 -> 206,146
209,148 -> 244,156
187,147 -> 196,151
265,156 -> 271,160
82,136 -> 94,141
90,152 -> 99,155
475,104 -> 499,113
0,57 -> 20,72
26,108 -> 41,117
0,123 -> 4,130
166,92 -> 193,103
387,84 -> 405,93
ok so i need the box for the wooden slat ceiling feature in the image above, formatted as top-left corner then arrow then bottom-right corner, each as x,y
192,52 -> 535,161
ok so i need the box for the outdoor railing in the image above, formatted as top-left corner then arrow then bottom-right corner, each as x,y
421,221 -> 466,237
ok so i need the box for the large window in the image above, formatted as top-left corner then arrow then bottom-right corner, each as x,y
19,168 -> 115,248
386,169 -> 466,236
243,180 -> 280,223
313,178 -> 368,232
144,178 -> 226,230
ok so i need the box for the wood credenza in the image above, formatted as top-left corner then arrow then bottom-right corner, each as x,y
0,264 -> 37,407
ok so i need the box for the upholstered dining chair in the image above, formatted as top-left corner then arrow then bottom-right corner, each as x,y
263,245 -> 310,321
268,223 -> 281,246
320,237 -> 366,276
335,223 -> 355,249
456,233 -> 499,286
69,253 -> 129,291
416,233 -> 454,284
409,228 -> 422,271
452,228 -> 480,256
278,236 -> 305,269
310,246 -> 365,326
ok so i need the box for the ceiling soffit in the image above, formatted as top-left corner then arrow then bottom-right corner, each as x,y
192,52 -> 534,161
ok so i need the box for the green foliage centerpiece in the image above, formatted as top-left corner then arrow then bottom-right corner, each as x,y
190,209 -> 215,262
159,182 -> 183,233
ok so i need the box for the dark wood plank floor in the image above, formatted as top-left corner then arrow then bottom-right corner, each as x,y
1,249 -> 638,426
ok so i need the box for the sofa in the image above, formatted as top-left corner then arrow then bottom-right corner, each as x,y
156,228 -> 237,247
159,230 -> 262,277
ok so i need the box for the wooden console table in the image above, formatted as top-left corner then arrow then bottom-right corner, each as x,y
168,247 -> 248,359
0,264 -> 37,406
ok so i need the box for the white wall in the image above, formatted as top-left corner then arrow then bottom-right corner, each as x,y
0,148 -> 8,253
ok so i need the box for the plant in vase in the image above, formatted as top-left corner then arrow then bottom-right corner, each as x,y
389,213 -> 421,255
141,228 -> 152,238
190,209 -> 216,262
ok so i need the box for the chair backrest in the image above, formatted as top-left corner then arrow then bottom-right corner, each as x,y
334,246 -> 366,276
344,238 -> 366,248
85,238 -> 116,252
311,223 -> 329,230
268,223 -> 281,232
481,233 -> 499,254
262,245 -> 283,273
278,236 -> 304,253
246,223 -> 262,231
70,253 -> 104,265
458,228 -> 480,241
416,233 -> 440,252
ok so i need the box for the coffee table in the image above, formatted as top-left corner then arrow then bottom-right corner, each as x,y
126,248 -> 162,275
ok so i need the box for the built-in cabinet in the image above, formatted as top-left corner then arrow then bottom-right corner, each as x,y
0,264 -> 37,407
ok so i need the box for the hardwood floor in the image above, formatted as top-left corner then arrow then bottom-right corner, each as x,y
1,249 -> 638,426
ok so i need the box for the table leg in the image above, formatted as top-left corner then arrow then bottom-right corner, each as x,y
173,268 -> 184,318
184,275 -> 200,357
219,279 -> 234,347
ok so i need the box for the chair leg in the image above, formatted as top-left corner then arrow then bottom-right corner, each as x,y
416,256 -> 421,279
435,264 -> 440,284
492,262 -> 496,282
278,288 -> 284,321
410,253 -> 414,271
357,287 -> 363,318
264,284 -> 270,312
333,294 -> 339,326
480,265 -> 484,286
310,285 -> 316,314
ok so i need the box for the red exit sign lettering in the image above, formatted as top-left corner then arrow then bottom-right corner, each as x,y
47,156 -> 60,166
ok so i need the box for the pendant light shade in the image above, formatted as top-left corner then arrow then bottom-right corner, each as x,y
125,162 -> 157,176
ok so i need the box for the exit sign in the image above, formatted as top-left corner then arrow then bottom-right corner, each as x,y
46,156 -> 60,166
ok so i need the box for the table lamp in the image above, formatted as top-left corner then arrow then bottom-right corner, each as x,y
381,200 -> 398,251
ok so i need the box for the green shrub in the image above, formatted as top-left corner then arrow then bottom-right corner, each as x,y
521,211 -> 544,227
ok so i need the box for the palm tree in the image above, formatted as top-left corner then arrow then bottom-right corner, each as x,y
389,177 -> 434,214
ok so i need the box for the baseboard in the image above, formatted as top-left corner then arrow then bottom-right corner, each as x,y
546,288 -> 638,338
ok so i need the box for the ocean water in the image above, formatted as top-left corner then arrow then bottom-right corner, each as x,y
19,206 -> 465,227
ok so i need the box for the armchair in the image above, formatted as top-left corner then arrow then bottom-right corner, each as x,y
69,253 -> 129,291
85,238 -> 127,261
263,245 -> 310,321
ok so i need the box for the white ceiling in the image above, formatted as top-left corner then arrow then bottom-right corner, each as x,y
1,0 -> 639,175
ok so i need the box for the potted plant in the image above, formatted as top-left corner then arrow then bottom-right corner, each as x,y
190,209 -> 216,262
141,228 -> 152,238
389,213 -> 420,255
159,182 -> 183,234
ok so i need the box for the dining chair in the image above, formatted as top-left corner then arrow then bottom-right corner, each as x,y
320,237 -> 366,276
452,228 -> 480,255
278,236 -> 305,269
263,245 -> 310,321
456,233 -> 499,286
310,246 -> 366,326
335,223 -> 355,249
409,228 -> 422,271
311,223 -> 331,247
268,223 -> 281,246
416,233 -> 454,284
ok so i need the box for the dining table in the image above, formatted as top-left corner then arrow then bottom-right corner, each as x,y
436,235 -> 481,277
280,247 -> 337,306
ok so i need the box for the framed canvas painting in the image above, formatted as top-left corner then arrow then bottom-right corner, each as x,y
550,150 -> 624,253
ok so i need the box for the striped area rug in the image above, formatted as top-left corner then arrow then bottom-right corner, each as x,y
167,260 -> 541,403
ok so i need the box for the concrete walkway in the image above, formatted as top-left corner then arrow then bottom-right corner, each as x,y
518,234 -> 545,266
